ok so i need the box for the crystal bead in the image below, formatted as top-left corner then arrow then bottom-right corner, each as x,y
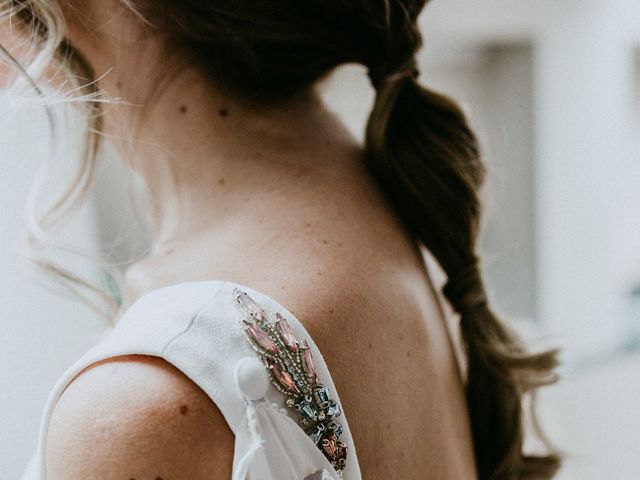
267,358 -> 299,393
305,422 -> 326,445
275,313 -> 299,352
321,432 -> 338,459
313,384 -> 330,406
325,401 -> 341,419
295,396 -> 318,420
301,340 -> 318,384
234,289 -> 267,320
336,441 -> 348,465
327,421 -> 343,438
243,320 -> 279,354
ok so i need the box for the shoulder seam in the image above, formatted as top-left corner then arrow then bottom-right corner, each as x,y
160,281 -> 229,356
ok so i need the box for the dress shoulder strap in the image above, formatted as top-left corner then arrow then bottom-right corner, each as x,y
26,281 -> 228,479
25,280 -> 362,480
421,247 -> 469,383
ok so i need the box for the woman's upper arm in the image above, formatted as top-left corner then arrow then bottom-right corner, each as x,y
46,355 -> 234,480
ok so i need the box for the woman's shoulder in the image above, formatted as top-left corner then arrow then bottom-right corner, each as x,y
42,274 -> 371,479
45,355 -> 234,480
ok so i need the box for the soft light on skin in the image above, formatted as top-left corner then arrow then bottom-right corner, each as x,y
40,1 -> 366,303
2,0 -> 363,248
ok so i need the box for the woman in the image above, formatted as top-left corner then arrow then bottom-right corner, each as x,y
3,1 -> 560,479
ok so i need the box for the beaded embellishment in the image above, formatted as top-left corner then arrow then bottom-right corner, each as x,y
232,288 -> 348,475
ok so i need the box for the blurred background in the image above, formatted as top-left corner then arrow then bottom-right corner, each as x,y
2,0 -> 640,478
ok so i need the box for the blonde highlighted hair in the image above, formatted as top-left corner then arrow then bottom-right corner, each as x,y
2,0 -> 132,320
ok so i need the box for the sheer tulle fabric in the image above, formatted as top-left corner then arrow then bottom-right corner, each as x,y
233,399 -> 339,480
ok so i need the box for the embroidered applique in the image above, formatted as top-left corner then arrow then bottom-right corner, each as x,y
232,288 -> 348,475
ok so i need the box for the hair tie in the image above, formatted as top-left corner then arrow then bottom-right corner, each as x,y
367,57 -> 420,90
443,262 -> 488,315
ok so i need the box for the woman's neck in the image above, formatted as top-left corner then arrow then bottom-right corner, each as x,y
103,66 -> 362,248
59,2 -> 362,250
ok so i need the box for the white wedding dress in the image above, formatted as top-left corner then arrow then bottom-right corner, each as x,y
20,280 -> 363,480
20,255 -> 461,480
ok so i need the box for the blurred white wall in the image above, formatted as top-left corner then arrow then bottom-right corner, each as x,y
422,0 -> 640,363
0,98 -> 104,479
417,1 -> 640,478
428,45 -> 538,321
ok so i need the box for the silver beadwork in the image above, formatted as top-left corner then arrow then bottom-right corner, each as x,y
233,288 -> 348,474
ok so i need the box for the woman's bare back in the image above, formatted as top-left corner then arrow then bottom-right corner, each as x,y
116,151 -> 478,479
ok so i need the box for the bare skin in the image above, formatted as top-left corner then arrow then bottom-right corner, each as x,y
38,1 -> 478,479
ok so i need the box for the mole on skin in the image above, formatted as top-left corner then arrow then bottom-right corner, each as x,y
218,108 -> 229,117
179,105 -> 187,114
179,404 -> 189,415
218,177 -> 226,185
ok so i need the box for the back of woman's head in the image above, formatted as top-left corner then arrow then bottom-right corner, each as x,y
138,0 -> 423,103
4,1 -> 561,478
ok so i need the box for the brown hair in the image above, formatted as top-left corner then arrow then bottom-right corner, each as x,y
5,0 -> 561,477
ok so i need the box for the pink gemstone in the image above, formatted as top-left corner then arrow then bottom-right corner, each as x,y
336,441 -> 348,464
275,313 -> 298,352
267,358 -> 299,393
234,289 -> 266,320
243,320 -> 279,354
321,433 -> 338,458
300,340 -> 317,384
